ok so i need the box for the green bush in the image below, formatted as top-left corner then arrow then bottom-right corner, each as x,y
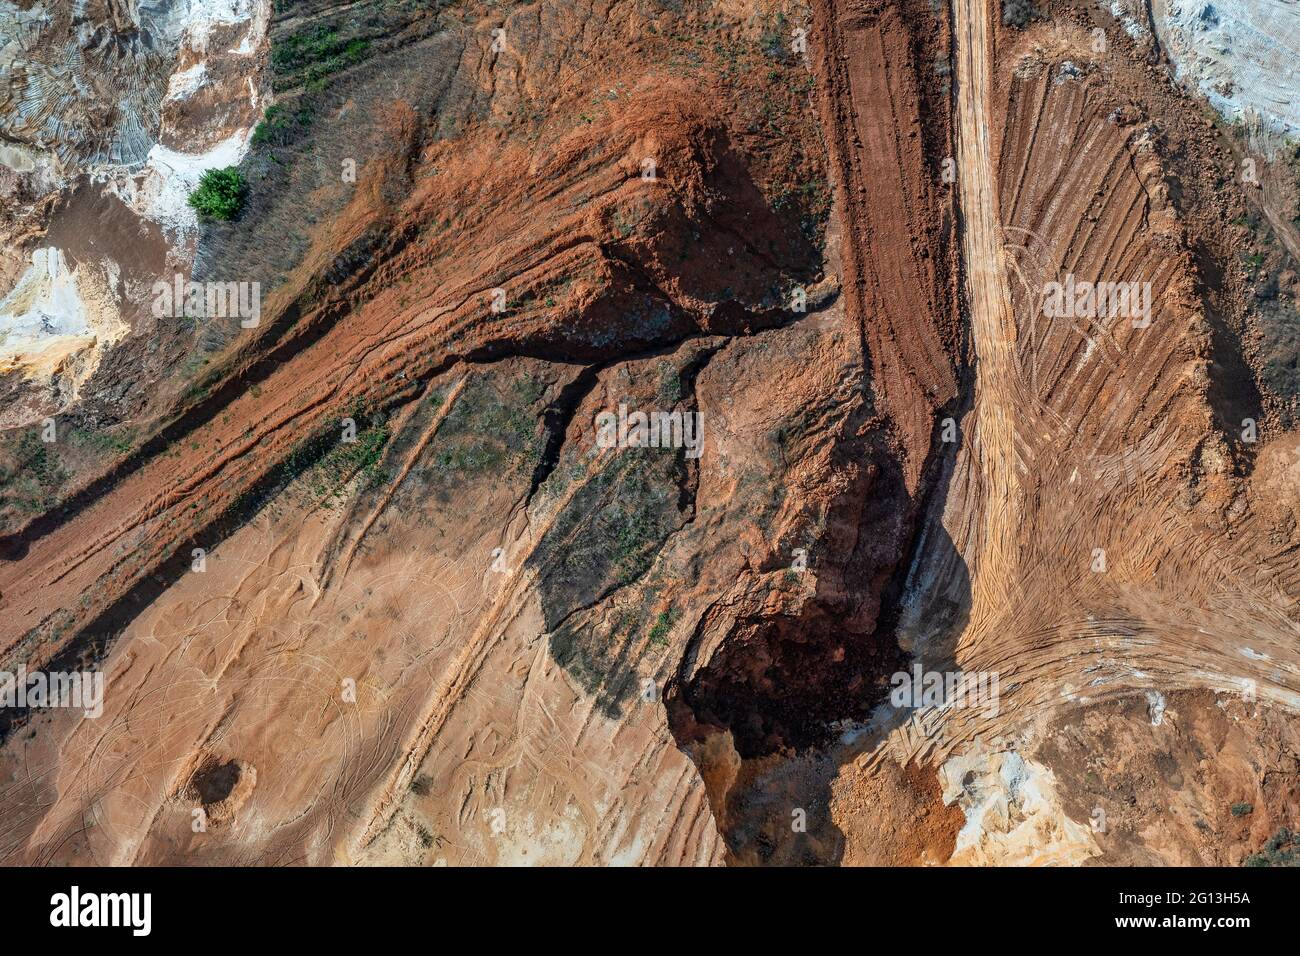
252,104 -> 314,148
647,608 -> 679,645
1231,802 -> 1254,818
187,167 -> 248,221
1002,0 -> 1041,28
1243,828 -> 1300,867
272,25 -> 371,91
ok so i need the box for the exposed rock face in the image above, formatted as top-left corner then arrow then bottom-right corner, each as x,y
0,0 -> 1296,868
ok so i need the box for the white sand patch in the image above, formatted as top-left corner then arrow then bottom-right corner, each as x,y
95,124 -> 254,244
1156,0 -> 1300,142
1074,334 -> 1096,371
145,0 -> 261,55
0,247 -> 128,373
1109,0 -> 1149,40
940,744 -> 1101,865
490,806 -> 588,867
166,62 -> 208,101
186,0 -> 260,50
1146,689 -> 1167,726
139,131 -> 253,240
0,142 -> 38,173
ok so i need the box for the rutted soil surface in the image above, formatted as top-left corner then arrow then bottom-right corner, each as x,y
0,0 -> 1297,866
870,0 -> 1300,863
0,0 -> 883,865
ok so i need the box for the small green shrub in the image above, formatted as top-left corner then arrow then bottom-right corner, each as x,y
647,608 -> 679,645
69,428 -> 134,455
251,104 -> 311,147
187,167 -> 248,221
1243,828 -> 1300,867
656,361 -> 682,404
272,25 -> 371,91
1002,0 -> 1042,28
1231,802 -> 1254,818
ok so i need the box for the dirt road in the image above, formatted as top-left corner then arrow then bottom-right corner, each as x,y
951,0 -> 1021,643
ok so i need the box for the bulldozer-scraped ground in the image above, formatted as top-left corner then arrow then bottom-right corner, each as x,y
0,0 -> 1297,867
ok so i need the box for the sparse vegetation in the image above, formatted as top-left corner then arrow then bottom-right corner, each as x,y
647,608 -> 679,645
759,12 -> 790,61
0,430 -> 67,518
772,176 -> 833,244
303,423 -> 390,501
1002,0 -> 1042,28
251,104 -> 314,148
262,406 -> 392,512
1254,298 -> 1300,420
537,440 -> 682,617
613,498 -> 662,584
272,25 -> 371,91
69,427 -> 134,456
656,361 -> 682,405
426,374 -> 542,483
1230,802 -> 1254,818
187,167 -> 248,221
550,622 -> 606,694
1244,828 -> 1300,866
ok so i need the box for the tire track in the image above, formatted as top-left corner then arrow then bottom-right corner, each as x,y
952,0 -> 1021,641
